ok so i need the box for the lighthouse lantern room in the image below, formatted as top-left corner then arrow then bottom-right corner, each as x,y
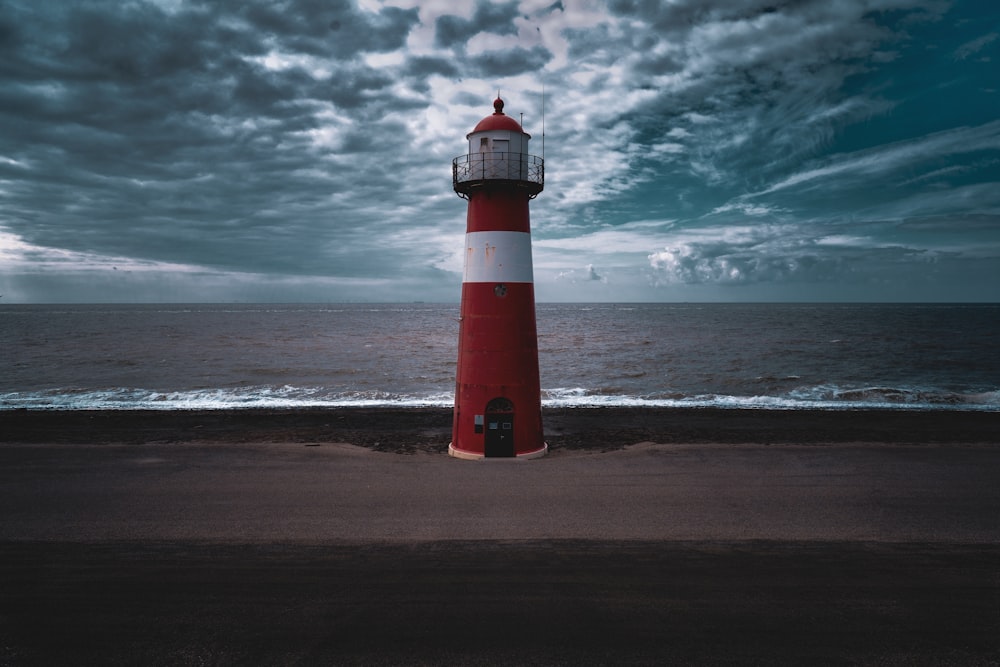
449,97 -> 546,459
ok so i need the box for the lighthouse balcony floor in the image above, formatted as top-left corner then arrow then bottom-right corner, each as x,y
453,178 -> 544,198
453,152 -> 543,197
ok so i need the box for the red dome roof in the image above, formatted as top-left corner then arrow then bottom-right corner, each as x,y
469,97 -> 527,135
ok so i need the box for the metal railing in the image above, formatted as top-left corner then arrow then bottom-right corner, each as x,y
453,152 -> 544,197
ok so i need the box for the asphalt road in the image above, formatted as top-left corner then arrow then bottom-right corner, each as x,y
1,440 -> 998,543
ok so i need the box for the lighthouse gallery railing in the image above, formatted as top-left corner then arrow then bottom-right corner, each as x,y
452,152 -> 544,198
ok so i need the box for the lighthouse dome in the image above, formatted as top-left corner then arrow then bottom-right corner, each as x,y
469,97 -> 529,136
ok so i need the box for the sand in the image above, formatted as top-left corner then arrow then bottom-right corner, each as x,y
1,407 -> 999,665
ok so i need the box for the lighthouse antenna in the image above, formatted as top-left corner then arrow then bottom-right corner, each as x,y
541,83 -> 545,161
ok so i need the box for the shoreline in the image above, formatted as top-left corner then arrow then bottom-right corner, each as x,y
3,406 -> 999,450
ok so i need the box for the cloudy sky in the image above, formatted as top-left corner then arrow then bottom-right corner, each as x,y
1,0 -> 997,303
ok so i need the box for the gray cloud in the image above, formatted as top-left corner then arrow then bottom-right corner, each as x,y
585,264 -> 607,282
649,240 -> 845,286
470,45 -> 553,77
233,0 -> 418,56
953,31 -> 998,61
646,223 -> 922,287
404,55 -> 461,91
434,0 -> 521,49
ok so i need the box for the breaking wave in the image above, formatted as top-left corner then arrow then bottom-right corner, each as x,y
541,386 -> 1000,411
0,386 -> 454,410
3,384 -> 998,411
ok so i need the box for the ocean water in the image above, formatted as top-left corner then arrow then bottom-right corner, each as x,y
1,303 -> 998,411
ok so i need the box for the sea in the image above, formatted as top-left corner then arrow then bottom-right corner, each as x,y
1,303 -> 998,411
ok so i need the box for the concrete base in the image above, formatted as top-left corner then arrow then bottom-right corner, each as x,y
448,442 -> 548,460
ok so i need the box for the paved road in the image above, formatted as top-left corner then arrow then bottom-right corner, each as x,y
2,441 -> 998,543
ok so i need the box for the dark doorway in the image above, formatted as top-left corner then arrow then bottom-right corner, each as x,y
484,397 -> 515,458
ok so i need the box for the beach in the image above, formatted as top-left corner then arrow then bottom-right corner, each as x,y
2,407 -> 999,664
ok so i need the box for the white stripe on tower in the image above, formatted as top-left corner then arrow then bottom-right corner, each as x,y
462,231 -> 534,284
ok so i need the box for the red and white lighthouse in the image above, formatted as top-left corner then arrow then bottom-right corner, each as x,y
449,97 -> 546,460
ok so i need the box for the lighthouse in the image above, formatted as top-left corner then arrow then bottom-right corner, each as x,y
449,97 -> 546,460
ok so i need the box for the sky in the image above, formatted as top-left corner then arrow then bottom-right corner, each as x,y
1,0 -> 998,303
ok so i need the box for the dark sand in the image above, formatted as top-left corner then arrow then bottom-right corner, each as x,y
1,408 -> 999,665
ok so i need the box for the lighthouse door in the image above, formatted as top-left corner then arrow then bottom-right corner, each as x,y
484,397 -> 515,457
